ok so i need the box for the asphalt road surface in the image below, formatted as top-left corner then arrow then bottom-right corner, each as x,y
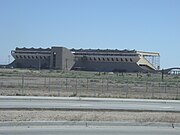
0,96 -> 180,112
0,126 -> 179,135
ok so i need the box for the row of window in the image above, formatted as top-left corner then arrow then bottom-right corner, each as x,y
15,55 -> 49,60
81,57 -> 133,62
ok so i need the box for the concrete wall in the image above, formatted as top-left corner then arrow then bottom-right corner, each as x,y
72,60 -> 143,72
11,58 -> 50,69
50,47 -> 75,70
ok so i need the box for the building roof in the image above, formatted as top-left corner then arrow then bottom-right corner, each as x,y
70,48 -> 137,53
15,47 -> 51,51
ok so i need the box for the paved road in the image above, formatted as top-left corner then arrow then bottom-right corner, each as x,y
0,96 -> 180,112
0,126 -> 179,135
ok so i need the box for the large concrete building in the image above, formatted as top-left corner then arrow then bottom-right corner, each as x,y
10,46 -> 160,72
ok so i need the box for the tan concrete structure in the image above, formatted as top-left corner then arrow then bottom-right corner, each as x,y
50,47 -> 75,70
10,46 -> 160,72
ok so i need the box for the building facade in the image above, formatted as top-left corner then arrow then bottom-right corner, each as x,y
10,46 -> 160,72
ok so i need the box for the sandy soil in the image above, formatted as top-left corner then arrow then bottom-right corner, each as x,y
1,110 -> 180,123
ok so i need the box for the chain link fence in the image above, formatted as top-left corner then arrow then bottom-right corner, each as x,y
0,75 -> 179,99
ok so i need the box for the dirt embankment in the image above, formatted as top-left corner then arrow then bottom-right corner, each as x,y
1,110 -> 180,123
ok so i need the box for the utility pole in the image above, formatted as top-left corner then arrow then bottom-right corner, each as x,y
39,58 -> 41,71
38,53 -> 41,71
161,69 -> 164,81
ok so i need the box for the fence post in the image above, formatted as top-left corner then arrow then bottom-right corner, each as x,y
94,79 -> 96,96
0,82 -> 3,88
126,80 -> 128,98
116,81 -> 119,97
177,82 -> 179,99
66,78 -> 68,91
22,75 -> 24,95
164,82 -> 167,93
146,81 -> 148,92
152,83 -> 154,98
75,78 -> 78,95
107,79 -> 109,91
87,78 -> 88,91
58,79 -> 61,96
101,79 -> 103,95
48,77 -> 51,93
159,82 -> 162,95
44,77 -> 46,88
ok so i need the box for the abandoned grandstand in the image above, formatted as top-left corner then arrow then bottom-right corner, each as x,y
10,46 -> 160,72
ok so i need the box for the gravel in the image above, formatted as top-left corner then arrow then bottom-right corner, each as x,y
1,110 -> 180,123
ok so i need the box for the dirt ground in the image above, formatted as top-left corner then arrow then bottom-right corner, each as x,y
1,110 -> 180,123
0,70 -> 180,123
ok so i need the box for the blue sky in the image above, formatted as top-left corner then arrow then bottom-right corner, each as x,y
0,0 -> 180,68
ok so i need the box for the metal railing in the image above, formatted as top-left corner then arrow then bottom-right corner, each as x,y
0,75 -> 179,99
